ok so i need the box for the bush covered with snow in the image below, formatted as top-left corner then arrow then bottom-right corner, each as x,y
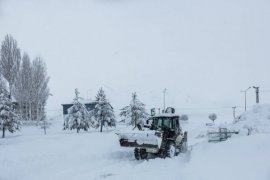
208,113 -> 217,123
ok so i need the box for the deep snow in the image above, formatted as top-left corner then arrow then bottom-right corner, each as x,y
0,106 -> 270,180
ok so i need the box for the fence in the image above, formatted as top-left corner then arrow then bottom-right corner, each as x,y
208,128 -> 239,142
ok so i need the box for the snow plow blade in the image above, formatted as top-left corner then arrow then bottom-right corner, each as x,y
118,132 -> 161,149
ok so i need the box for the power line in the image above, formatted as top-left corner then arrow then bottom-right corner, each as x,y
261,90 -> 270,93
173,106 -> 245,110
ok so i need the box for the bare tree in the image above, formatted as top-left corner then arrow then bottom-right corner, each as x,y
31,57 -> 50,121
0,35 -> 50,122
0,74 -> 7,91
0,35 -> 21,97
13,54 -> 50,121
14,53 -> 32,120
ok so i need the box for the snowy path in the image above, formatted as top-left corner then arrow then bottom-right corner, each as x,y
0,128 -> 188,180
1,117 -> 270,180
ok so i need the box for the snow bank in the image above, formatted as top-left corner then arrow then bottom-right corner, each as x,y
232,104 -> 270,135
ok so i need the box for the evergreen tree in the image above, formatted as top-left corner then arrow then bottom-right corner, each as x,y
93,88 -> 115,132
64,89 -> 91,133
0,89 -> 20,138
120,93 -> 148,129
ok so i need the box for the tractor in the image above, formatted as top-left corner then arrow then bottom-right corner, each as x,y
118,108 -> 188,160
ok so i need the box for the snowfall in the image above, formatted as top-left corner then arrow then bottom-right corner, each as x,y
1,105 -> 270,180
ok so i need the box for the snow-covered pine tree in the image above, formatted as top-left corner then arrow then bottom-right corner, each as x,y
0,89 -> 20,138
120,93 -> 148,129
93,88 -> 115,132
63,89 -> 91,133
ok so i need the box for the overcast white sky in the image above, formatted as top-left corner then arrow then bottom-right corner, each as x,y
0,0 -> 270,114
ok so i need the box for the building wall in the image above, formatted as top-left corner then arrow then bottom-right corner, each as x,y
62,102 -> 97,115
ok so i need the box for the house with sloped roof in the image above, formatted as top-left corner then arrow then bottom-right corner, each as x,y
61,99 -> 97,116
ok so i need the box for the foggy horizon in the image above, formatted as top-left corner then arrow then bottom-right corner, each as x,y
1,0 -> 269,113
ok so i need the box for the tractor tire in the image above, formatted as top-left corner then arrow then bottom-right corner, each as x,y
140,148 -> 148,160
166,142 -> 176,158
134,148 -> 140,160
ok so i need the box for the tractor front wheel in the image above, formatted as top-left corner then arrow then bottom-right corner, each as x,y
166,142 -> 176,158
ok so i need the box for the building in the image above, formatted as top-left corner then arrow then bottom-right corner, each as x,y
62,100 -> 97,116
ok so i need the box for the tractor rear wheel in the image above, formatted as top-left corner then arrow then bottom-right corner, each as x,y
134,148 -> 140,160
140,148 -> 148,159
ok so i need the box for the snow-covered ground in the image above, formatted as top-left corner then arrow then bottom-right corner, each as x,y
1,106 -> 270,180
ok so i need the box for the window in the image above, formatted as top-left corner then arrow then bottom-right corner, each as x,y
152,117 -> 176,129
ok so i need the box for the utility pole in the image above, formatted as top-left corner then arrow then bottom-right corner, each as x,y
163,88 -> 167,112
232,106 -> 236,119
75,88 -> 79,100
253,86 -> 260,103
241,87 -> 251,111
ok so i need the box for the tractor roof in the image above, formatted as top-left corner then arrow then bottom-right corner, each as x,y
152,113 -> 180,118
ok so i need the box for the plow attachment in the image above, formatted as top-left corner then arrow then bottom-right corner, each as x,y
118,132 -> 162,150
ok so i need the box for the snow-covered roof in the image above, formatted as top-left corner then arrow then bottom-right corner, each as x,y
62,99 -> 96,105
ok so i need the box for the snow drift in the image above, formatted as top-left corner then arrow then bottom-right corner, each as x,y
232,104 -> 270,135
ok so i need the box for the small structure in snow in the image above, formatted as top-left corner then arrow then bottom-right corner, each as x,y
62,99 -> 96,116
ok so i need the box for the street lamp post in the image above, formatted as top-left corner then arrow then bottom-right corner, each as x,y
232,106 -> 236,119
241,87 -> 251,111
